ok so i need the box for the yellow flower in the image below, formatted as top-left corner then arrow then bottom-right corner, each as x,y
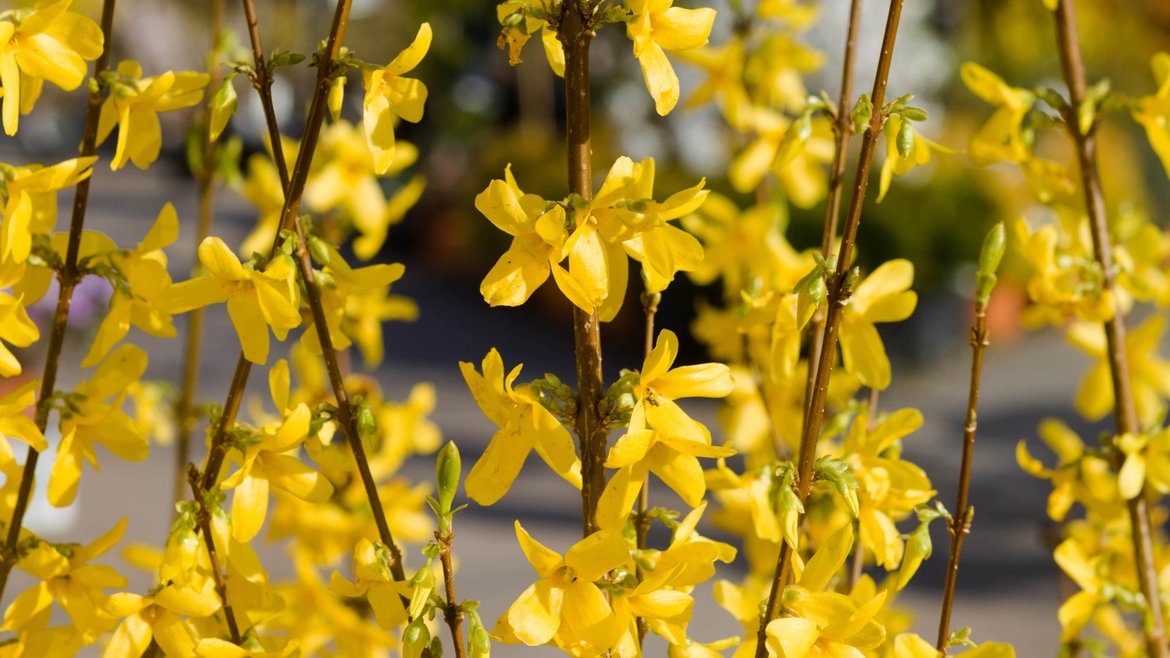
495,523 -> 628,656
0,0 -> 104,135
459,349 -> 581,505
0,156 -> 96,263
0,380 -> 46,468
475,166 -> 572,308
608,157 -> 708,295
363,23 -> 430,174
839,259 -> 918,390
329,539 -> 414,630
0,261 -> 40,376
495,1 -> 563,75
48,344 -> 150,507
602,329 -> 734,509
729,111 -> 834,208
1067,315 -> 1170,428
83,203 -> 180,366
1012,217 -> 1114,326
893,633 -> 1015,658
102,580 -> 221,658
300,242 -> 408,363
1133,53 -> 1170,179
679,37 -> 750,127
841,407 -> 934,569
961,62 -> 1035,165
764,525 -> 887,658
164,236 -> 301,365
304,121 -> 425,259
96,60 -> 209,170
1016,418 -> 1120,521
221,396 -> 331,542
876,114 -> 953,202
626,0 -> 716,115
1116,427 -> 1170,500
3,519 -> 128,644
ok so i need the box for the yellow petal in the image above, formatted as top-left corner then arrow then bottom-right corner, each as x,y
653,363 -> 733,399
637,41 -> 679,116
505,580 -> 563,646
565,530 -> 628,583
840,320 -> 891,390
515,521 -> 563,578
264,453 -> 333,502
465,424 -> 532,505
765,617 -> 819,658
229,472 -> 270,543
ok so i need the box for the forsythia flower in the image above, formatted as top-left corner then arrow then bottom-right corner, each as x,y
475,166 -> 572,308
460,349 -> 581,505
363,23 -> 430,174
1116,427 -> 1170,500
0,380 -> 47,467
97,60 -> 209,170
893,634 -> 1015,658
496,523 -> 628,656
839,259 -> 917,390
329,539 -> 413,630
0,0 -> 104,135
165,237 -> 301,365
0,156 -> 96,263
877,114 -> 952,202
764,525 -> 887,658
1066,315 -> 1170,428
626,0 -> 717,115
83,203 -> 179,366
49,344 -> 150,507
0,261 -> 40,376
1017,418 -> 1120,520
1012,218 -> 1114,326
604,329 -> 734,509
1133,53 -> 1170,179
961,62 -> 1035,165
102,579 -> 220,657
3,519 -> 128,644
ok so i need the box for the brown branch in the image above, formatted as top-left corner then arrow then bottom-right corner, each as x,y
558,4 -> 606,538
0,0 -> 119,603
174,0 -> 227,518
935,301 -> 990,653
188,467 -> 242,643
634,288 -> 658,644
802,0 -> 864,410
437,530 -> 467,658
1052,2 -> 1167,655
754,1 -> 905,654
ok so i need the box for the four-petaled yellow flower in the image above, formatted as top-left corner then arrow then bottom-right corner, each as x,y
604,329 -> 734,510
221,361 -> 332,543
102,579 -> 221,658
460,349 -> 581,505
1067,314 -> 1170,429
626,0 -> 716,116
165,236 -> 301,365
363,23 -> 431,174
496,523 -> 628,656
329,538 -> 414,630
0,0 -> 103,135
97,60 -> 209,170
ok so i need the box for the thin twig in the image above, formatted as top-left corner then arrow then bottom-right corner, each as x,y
0,0 -> 119,602
755,2 -> 905,654
174,0 -> 226,519
437,530 -> 467,658
635,287 -> 658,644
1052,2 -> 1167,655
188,466 -> 242,643
557,3 -> 606,538
935,302 -> 990,653
803,0 -> 864,400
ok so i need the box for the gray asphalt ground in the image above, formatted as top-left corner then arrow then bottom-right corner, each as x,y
6,153 -> 1087,655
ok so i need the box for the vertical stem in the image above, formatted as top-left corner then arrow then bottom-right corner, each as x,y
0,0 -> 118,603
635,287 -> 658,644
438,530 -> 467,658
188,468 -> 242,643
755,2 -> 904,654
935,302 -> 989,653
174,0 -> 226,517
803,0 -> 864,410
1052,2 -> 1167,655
558,4 -> 605,538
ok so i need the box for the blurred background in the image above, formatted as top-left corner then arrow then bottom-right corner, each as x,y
6,0 -> 1170,654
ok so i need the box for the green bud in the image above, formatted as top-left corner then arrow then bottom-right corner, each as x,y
851,93 -> 872,135
895,521 -> 932,590
402,619 -> 430,658
896,117 -> 915,158
436,441 -> 461,515
468,609 -> 492,658
308,236 -> 331,266
501,11 -> 526,28
355,400 -> 377,453
976,222 -> 1005,305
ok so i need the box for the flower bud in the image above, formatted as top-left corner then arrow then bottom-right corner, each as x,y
436,441 -> 461,513
976,222 -> 1005,304
328,75 -> 346,123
